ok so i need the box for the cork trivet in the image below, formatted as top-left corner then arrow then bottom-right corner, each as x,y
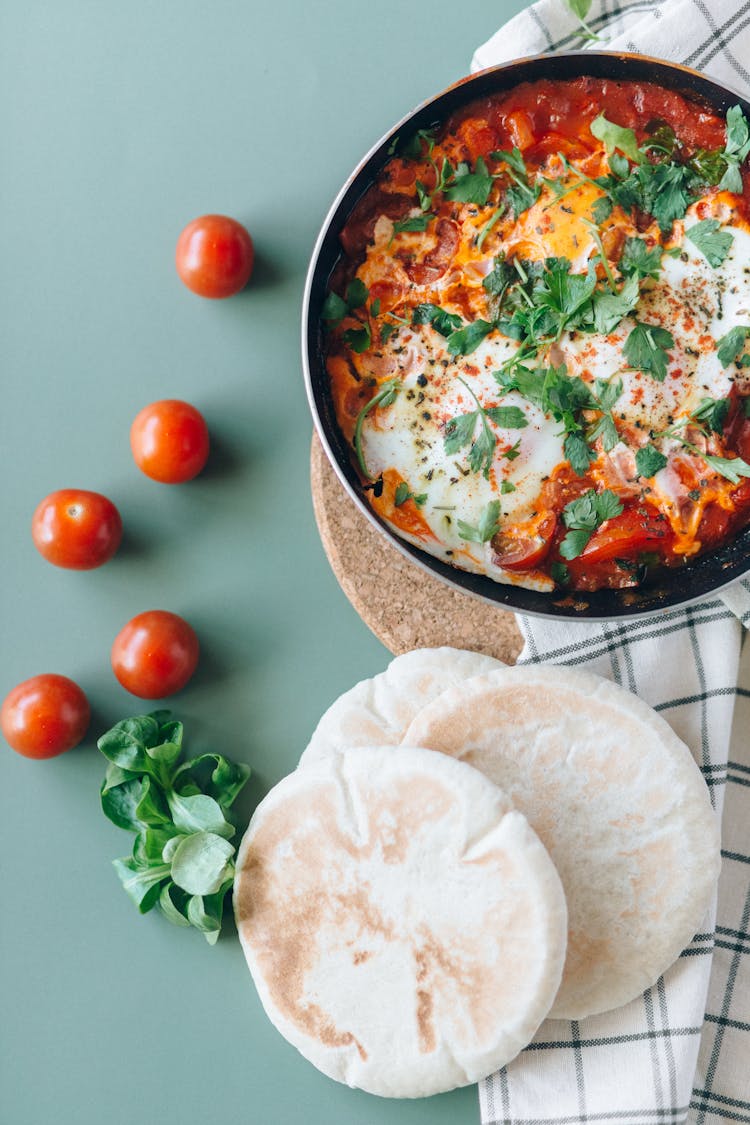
310,434 -> 523,663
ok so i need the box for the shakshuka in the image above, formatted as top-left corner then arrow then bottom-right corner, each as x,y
322,78 -> 750,593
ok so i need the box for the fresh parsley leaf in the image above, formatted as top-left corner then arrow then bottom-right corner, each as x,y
719,105 -> 750,193
392,213 -> 435,236
482,253 -> 516,302
636,445 -> 668,478
717,325 -> 750,367
499,480 -> 516,494
345,279 -> 368,309
446,411 -> 496,478
342,323 -> 372,353
485,405 -> 529,429
590,114 -> 644,165
412,303 -> 463,337
725,105 -> 750,160
688,146 -> 728,187
457,500 -> 502,543
619,237 -> 663,281
353,378 -> 400,480
533,257 -> 597,337
623,321 -> 674,381
321,291 -> 348,323
380,322 -> 399,344
592,274 -> 640,334
564,431 -> 595,475
322,278 -> 370,329
641,123 -> 679,160
685,219 -> 733,267
702,453 -> 750,484
98,711 -> 251,944
492,148 -> 541,217
550,560 -> 570,585
394,482 -> 427,507
637,161 -> 691,233
402,127 -> 437,161
588,413 -> 619,452
691,395 -> 731,434
559,528 -> 593,560
594,377 -> 624,413
504,438 -> 522,461
591,195 -> 614,223
507,181 -> 541,218
558,488 -> 623,559
444,379 -> 527,478
447,319 -> 493,356
444,157 -> 493,205
444,412 -> 479,456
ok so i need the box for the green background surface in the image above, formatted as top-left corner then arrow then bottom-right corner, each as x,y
0,2 -> 528,1123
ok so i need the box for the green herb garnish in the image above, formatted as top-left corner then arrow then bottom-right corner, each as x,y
635,444 -> 668,478
717,325 -> 750,367
457,500 -> 502,543
98,711 -> 251,944
444,376 -> 527,479
446,318 -> 494,356
353,378 -> 400,480
559,489 -> 623,559
394,482 -> 427,507
623,321 -> 674,382
718,105 -> 750,194
685,219 -> 733,267
412,303 -> 463,337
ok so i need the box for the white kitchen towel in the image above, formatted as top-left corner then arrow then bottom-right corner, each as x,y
471,4 -> 750,1124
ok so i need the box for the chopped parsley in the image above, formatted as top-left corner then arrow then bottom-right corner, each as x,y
457,500 -> 502,544
559,489 -> 624,559
716,325 -> 750,367
394,482 -> 427,507
685,219 -> 733,267
444,377 -> 528,479
623,322 -> 674,382
635,445 -> 668,479
353,379 -> 400,480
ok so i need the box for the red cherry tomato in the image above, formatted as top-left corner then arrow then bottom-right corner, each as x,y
1,674 -> 90,759
175,214 -> 254,298
130,399 -> 209,483
577,507 -> 672,565
31,489 -> 123,569
492,514 -> 557,572
111,610 -> 199,699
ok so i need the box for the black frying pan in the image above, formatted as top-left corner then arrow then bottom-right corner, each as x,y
302,52 -> 750,620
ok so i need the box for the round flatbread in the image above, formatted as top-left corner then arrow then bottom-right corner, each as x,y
403,666 -> 721,1020
234,745 -> 567,1098
298,646 -> 504,768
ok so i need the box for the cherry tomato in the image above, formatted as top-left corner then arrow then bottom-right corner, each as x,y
111,610 -> 199,699
577,507 -> 672,565
1,674 -> 90,759
130,399 -> 209,483
31,489 -> 123,570
175,214 -> 254,298
492,514 -> 557,572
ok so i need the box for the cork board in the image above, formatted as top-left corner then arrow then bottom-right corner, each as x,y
310,434 -> 523,663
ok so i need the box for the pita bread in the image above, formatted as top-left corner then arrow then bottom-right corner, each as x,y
234,745 -> 567,1098
298,647 -> 503,768
403,666 -> 721,1020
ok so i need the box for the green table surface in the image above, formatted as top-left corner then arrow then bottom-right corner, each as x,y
1,2 -> 529,1122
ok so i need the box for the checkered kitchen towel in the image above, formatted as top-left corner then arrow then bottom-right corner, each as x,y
471,4 -> 750,1123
